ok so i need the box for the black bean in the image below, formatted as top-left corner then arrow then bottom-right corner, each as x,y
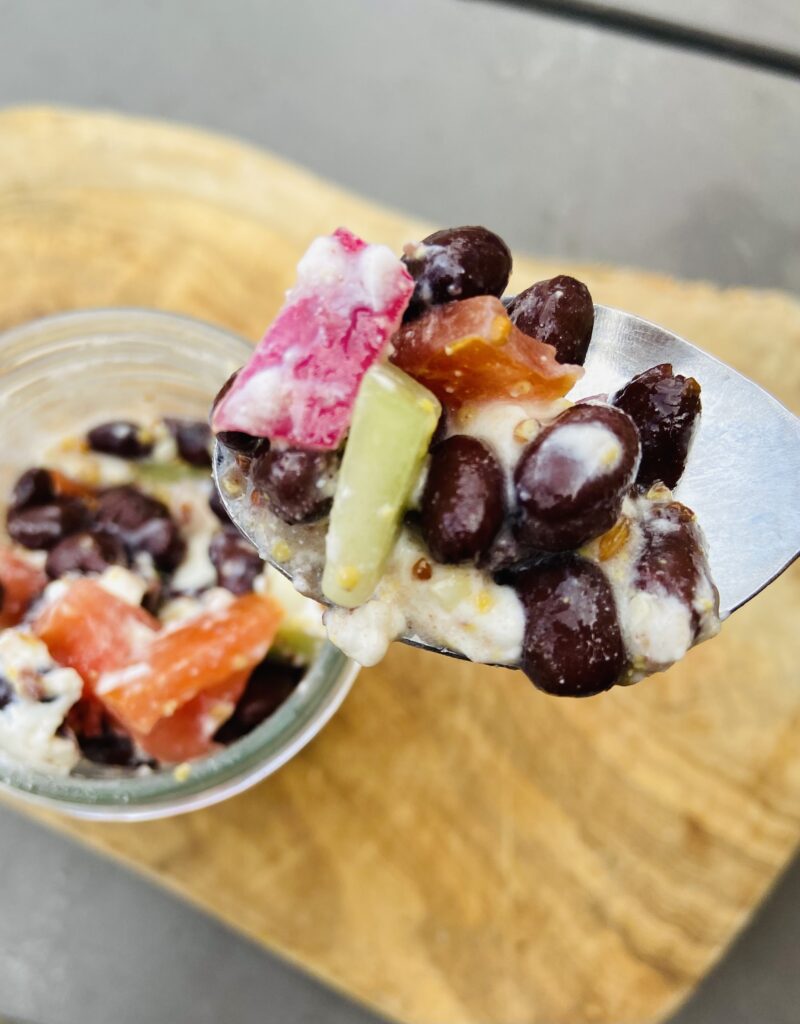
10,468 -> 55,511
402,225 -> 512,321
506,275 -> 594,365
251,447 -> 338,525
0,675 -> 14,711
612,363 -> 701,489
7,498 -> 92,550
634,501 -> 718,634
510,554 -> 626,696
71,710 -> 153,768
209,531 -> 264,595
45,531 -> 128,579
420,435 -> 505,563
130,517 -> 186,572
87,420 -> 154,459
478,528 -> 532,574
214,659 -> 304,744
164,417 -> 212,468
513,403 -> 640,551
218,432 -> 267,456
95,485 -> 185,571
96,484 -> 167,532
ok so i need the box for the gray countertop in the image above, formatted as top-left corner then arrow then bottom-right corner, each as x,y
0,1 -> 798,1022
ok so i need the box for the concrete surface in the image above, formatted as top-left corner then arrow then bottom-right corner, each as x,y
0,1 -> 798,1022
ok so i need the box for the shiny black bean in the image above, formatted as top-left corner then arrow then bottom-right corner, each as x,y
45,531 -> 128,579
402,225 -> 512,321
510,554 -> 626,696
513,403 -> 640,550
0,675 -> 14,711
95,485 -> 185,571
634,501 -> 718,634
87,420 -> 154,459
214,659 -> 303,744
10,468 -> 55,511
7,498 -> 92,550
506,275 -> 594,365
165,417 -> 212,468
252,447 -> 338,525
209,531 -> 264,595
612,363 -> 701,489
420,435 -> 505,563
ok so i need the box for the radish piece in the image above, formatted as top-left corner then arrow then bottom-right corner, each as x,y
212,228 -> 414,450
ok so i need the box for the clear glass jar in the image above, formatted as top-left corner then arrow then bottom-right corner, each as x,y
0,309 -> 358,820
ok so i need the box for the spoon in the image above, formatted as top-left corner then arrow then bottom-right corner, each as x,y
214,305 -> 800,658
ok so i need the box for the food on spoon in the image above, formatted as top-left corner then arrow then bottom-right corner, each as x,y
322,363 -> 440,607
211,226 -> 721,696
401,225 -> 512,322
512,403 -> 641,551
391,295 -> 581,409
506,275 -> 595,366
212,227 -> 414,449
611,363 -> 701,488
0,413 -> 327,777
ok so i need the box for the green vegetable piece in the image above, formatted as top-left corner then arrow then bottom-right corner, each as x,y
322,363 -> 440,608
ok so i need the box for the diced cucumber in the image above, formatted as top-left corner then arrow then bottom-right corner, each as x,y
135,461 -> 207,485
322,363 -> 440,608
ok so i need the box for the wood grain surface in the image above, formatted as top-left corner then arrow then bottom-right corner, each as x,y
1,106 -> 799,1024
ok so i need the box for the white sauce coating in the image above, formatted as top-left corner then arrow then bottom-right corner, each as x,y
324,532 -> 526,667
531,421 -> 622,496
0,629 -> 82,775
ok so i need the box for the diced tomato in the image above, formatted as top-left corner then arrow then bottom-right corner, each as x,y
100,593 -> 283,735
391,295 -> 582,409
212,228 -> 414,449
33,578 -> 159,694
0,547 -> 48,627
134,671 -> 249,763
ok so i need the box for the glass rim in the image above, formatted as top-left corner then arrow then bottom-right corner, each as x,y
0,308 -> 359,820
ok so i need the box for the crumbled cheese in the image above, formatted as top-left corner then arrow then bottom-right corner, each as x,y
0,629 -> 82,775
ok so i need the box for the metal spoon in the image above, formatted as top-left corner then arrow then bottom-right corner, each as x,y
214,305 -> 800,658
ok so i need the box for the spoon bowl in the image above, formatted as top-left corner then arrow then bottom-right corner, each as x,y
215,305 -> 800,659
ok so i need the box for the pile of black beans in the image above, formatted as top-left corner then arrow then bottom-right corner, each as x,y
215,226 -> 706,699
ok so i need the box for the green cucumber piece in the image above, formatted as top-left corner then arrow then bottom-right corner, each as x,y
322,363 -> 440,608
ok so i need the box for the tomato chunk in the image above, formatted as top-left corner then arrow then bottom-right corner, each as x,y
33,579 -> 159,694
212,228 -> 414,449
134,671 -> 249,763
100,593 -> 283,735
391,295 -> 582,409
0,547 -> 48,627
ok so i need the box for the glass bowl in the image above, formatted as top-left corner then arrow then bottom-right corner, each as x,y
0,309 -> 358,820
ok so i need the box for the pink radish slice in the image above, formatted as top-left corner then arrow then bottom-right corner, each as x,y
212,228 -> 414,450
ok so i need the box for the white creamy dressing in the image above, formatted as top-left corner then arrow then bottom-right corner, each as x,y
324,532 -> 526,667
532,421 -> 622,495
584,491 -> 720,682
0,629 -> 82,775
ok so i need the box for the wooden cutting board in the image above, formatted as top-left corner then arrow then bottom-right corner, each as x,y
2,106 -> 799,1024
